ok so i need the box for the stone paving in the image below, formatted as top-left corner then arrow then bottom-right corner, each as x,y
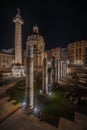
58,112 -> 87,130
0,97 -> 13,117
75,112 -> 87,130
0,90 -> 56,130
0,97 -> 87,130
0,77 -> 87,130
0,97 -> 21,123
1,107 -> 87,130
58,117 -> 83,130
0,108 -> 57,130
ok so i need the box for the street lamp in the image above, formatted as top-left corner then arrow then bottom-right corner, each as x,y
39,89 -> 43,94
34,107 -> 37,112
49,92 -> 52,96
22,101 -> 26,109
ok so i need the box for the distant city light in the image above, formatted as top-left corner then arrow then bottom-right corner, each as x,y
22,102 -> 26,109
23,102 -> 26,106
34,107 -> 37,112
39,90 -> 43,94
49,92 -> 52,96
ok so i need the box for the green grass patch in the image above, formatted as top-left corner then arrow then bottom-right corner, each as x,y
40,88 -> 74,124
6,79 -> 25,103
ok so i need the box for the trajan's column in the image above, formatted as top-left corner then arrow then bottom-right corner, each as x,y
13,8 -> 23,64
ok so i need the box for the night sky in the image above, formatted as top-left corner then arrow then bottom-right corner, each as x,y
0,0 -> 87,50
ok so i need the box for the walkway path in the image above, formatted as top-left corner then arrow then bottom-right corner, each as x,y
0,108 -> 57,130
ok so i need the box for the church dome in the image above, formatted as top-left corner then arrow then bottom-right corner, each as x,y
27,25 -> 45,43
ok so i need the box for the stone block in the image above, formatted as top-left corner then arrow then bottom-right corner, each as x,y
58,117 -> 83,130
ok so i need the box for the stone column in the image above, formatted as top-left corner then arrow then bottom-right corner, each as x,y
62,61 -> 65,79
58,61 -> 60,81
13,8 -> 23,64
54,60 -> 57,82
42,59 -> 45,91
50,68 -> 53,86
60,61 -> 63,80
63,62 -> 65,78
25,43 -> 34,113
62,62 -> 64,78
57,60 -> 60,82
42,58 -> 48,95
52,58 -> 55,83
48,59 -> 53,87
65,61 -> 68,77
63,62 -> 67,78
58,61 -> 61,81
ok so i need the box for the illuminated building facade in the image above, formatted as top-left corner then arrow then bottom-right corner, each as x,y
47,47 -> 68,85
24,25 -> 45,74
47,47 -> 61,60
0,51 -> 14,68
12,65 -> 25,77
0,8 -> 87,79
67,40 -> 87,65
